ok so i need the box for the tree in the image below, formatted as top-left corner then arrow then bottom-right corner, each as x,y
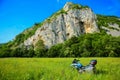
0,48 -> 11,57
27,45 -> 35,57
34,40 -> 47,57
47,43 -> 63,57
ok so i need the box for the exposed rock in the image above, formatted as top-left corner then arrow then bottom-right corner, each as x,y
102,23 -> 120,36
63,2 -> 74,11
24,2 -> 99,48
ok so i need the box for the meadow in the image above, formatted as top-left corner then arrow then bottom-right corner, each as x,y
0,58 -> 120,80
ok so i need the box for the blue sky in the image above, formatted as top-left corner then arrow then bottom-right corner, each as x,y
0,0 -> 120,43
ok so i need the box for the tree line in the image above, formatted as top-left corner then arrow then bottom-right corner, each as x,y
0,33 -> 120,57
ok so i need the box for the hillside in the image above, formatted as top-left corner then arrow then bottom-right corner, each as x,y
24,2 -> 99,48
0,2 -> 120,57
97,14 -> 120,36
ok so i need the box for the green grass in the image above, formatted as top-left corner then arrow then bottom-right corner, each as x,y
0,58 -> 120,80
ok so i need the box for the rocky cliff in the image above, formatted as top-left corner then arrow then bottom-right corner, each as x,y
24,2 -> 99,48
97,14 -> 120,37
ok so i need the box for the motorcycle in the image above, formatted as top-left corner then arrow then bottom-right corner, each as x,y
71,59 -> 97,73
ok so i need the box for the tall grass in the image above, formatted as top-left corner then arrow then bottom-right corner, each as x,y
0,58 -> 120,80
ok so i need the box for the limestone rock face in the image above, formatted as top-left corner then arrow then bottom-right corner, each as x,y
24,2 -> 99,48
63,2 -> 74,11
102,23 -> 120,36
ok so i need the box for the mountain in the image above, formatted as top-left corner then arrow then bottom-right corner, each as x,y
0,2 -> 120,57
24,2 -> 99,48
22,2 -> 120,49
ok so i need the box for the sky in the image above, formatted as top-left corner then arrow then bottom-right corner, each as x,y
0,0 -> 120,43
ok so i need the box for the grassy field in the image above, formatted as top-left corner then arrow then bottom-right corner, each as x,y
0,58 -> 120,80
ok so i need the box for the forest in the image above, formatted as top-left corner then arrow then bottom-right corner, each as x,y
0,32 -> 120,57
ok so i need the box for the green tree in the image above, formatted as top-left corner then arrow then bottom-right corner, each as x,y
47,43 -> 63,57
0,48 -> 11,57
34,40 -> 47,57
